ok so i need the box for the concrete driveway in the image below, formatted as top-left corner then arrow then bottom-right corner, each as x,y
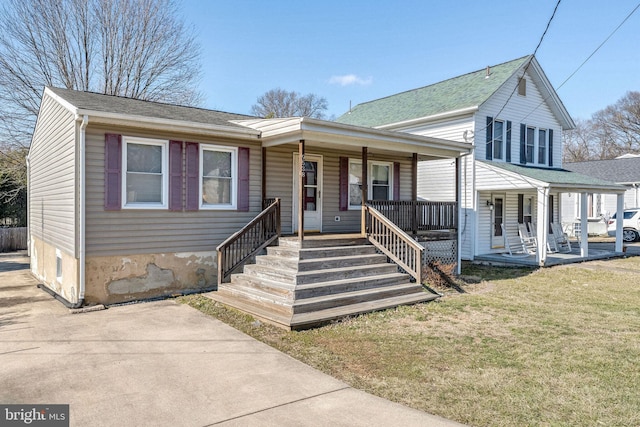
0,252 -> 463,427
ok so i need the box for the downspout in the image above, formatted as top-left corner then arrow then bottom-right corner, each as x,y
74,114 -> 89,308
26,155 -> 30,257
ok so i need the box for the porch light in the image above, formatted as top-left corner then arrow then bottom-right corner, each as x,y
487,200 -> 494,210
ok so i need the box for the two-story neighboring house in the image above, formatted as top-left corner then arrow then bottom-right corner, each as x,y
337,56 -> 626,265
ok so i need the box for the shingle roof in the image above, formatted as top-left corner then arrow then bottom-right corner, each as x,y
47,86 -> 256,129
335,56 -> 531,127
564,157 -> 640,184
479,160 -> 625,190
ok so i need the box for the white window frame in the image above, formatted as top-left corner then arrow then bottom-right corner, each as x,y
348,159 -> 394,210
122,136 -> 169,209
523,126 -> 549,165
199,144 -> 238,210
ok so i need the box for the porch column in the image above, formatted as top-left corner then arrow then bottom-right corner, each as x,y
298,139 -> 305,242
360,147 -> 368,235
412,153 -> 418,235
261,147 -> 267,203
536,187 -> 549,266
615,192 -> 624,252
579,192 -> 589,257
456,157 -> 462,274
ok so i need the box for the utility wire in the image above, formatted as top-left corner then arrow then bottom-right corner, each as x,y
519,2 -> 640,124
479,0 -> 562,140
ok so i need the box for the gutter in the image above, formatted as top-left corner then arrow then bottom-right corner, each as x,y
73,114 -> 89,309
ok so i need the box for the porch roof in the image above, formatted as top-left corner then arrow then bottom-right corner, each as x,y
477,160 -> 627,193
231,117 -> 472,159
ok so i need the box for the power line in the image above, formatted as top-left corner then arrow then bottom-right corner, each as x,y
481,0 -> 562,137
519,2 -> 640,124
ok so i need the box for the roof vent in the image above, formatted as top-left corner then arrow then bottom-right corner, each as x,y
485,66 -> 490,79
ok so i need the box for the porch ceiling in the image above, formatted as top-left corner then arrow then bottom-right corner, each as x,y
477,160 -> 627,193
231,117 -> 472,159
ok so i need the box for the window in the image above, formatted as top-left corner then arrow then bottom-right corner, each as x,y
523,197 -> 533,225
200,145 -> 237,209
56,249 -> 62,282
371,163 -> 391,200
123,137 -> 168,208
522,126 -> 550,165
493,120 -> 504,160
347,160 -> 393,209
538,129 -> 547,165
526,127 -> 535,163
348,160 -> 362,209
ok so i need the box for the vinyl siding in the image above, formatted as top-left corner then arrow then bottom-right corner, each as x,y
477,190 -> 560,255
84,126 -> 261,257
395,115 -> 474,143
29,93 -> 77,256
476,69 -> 563,167
264,145 -> 415,234
417,158 -> 456,201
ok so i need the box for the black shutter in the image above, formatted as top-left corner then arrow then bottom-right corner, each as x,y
486,116 -> 493,160
548,129 -> 554,167
519,124 -> 526,164
517,194 -> 524,224
506,121 -> 512,163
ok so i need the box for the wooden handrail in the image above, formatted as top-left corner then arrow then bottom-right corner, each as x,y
364,205 -> 424,284
216,198 -> 281,285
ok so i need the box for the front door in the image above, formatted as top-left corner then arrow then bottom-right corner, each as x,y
293,154 -> 323,232
491,195 -> 504,249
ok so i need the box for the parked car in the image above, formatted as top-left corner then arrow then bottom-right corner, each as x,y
607,209 -> 640,242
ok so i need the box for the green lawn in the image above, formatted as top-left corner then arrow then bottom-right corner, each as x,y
181,256 -> 640,427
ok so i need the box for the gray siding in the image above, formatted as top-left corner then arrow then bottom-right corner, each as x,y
84,126 -> 262,256
264,145 -> 415,234
29,94 -> 77,255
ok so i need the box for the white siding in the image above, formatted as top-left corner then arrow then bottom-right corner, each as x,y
396,115 -> 474,143
84,127 -> 262,257
476,68 -> 563,167
417,158 -> 456,201
475,164 -> 539,191
29,94 -> 77,256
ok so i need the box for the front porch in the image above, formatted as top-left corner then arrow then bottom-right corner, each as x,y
474,240 -> 629,267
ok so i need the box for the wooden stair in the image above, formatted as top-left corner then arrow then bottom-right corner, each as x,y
208,235 -> 439,330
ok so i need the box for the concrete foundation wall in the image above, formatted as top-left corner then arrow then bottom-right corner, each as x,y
84,251 -> 216,304
30,236 -> 79,303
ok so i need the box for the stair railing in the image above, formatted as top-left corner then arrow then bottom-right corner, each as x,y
364,204 -> 424,284
217,198 -> 281,285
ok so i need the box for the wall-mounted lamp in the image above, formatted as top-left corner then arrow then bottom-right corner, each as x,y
486,200 -> 494,211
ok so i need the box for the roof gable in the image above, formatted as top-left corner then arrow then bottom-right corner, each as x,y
336,56 -> 574,130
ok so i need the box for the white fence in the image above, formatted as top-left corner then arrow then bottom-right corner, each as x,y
0,227 -> 27,252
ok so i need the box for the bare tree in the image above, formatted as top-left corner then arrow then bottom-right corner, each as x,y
0,0 -> 201,146
0,0 -> 202,209
251,88 -> 328,119
563,91 -> 640,163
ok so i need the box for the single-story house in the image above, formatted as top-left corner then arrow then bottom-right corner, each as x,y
28,87 -> 471,328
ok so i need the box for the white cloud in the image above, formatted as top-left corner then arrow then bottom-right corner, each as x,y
329,74 -> 373,86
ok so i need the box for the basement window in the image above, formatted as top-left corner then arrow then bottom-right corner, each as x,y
56,249 -> 62,282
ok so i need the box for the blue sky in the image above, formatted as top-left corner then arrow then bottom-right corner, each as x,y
181,0 -> 640,121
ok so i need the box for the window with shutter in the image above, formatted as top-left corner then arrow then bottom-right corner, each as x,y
122,136 -> 169,209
